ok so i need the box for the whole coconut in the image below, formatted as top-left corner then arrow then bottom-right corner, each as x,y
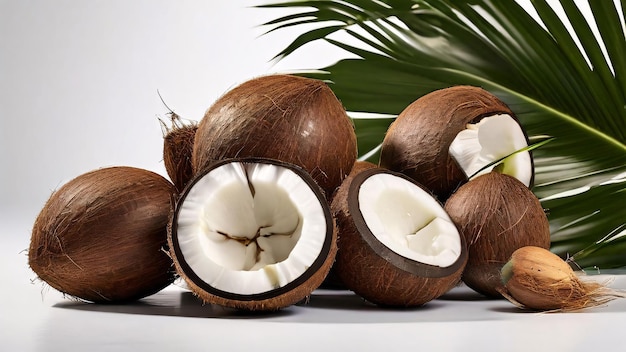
29,166 -> 177,303
192,74 -> 357,198
444,172 -> 550,297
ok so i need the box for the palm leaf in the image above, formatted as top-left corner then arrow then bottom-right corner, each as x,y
259,0 -> 626,270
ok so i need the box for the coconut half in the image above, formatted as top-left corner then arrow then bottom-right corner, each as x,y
331,167 -> 467,307
169,158 -> 336,311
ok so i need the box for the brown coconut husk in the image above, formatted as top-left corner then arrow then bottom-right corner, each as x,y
192,74 -> 357,199
499,246 -> 626,312
29,167 -> 177,303
444,172 -> 551,297
161,113 -> 197,193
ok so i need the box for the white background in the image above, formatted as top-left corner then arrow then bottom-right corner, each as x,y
2,1 -> 625,351
0,0 -> 350,223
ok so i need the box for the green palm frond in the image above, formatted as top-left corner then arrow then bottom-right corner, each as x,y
259,0 -> 626,270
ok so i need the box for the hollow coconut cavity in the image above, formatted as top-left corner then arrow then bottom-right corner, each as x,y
169,158 -> 336,311
380,85 -> 533,201
331,166 -> 467,307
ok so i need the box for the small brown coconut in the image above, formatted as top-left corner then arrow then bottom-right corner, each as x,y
161,112 -> 197,193
444,172 -> 550,297
29,167 -> 177,303
331,165 -> 467,307
192,74 -> 357,198
169,158 -> 337,311
500,246 -> 626,311
379,85 -> 533,202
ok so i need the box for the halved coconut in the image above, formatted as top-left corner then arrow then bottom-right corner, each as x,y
331,166 -> 467,307
379,85 -> 533,201
169,158 -> 337,311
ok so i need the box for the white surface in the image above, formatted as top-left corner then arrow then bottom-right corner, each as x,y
2,1 -> 625,351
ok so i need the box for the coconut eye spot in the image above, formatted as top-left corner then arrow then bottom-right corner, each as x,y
449,114 -> 532,186
358,173 -> 462,267
175,161 -> 327,295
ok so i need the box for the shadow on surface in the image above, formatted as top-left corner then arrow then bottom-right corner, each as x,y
437,285 -> 497,302
302,289 -> 435,313
52,286 -> 461,323
489,306 -> 535,314
53,289 -> 294,319
53,283 -> 572,323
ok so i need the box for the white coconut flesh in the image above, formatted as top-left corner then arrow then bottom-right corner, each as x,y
174,161 -> 329,296
449,114 -> 532,185
358,173 -> 462,267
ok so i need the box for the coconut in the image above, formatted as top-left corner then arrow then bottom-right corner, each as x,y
331,165 -> 467,307
500,246 -> 626,311
321,160 -> 377,289
29,167 -> 177,303
169,158 -> 337,311
192,74 -> 357,198
379,85 -> 532,201
444,172 -> 550,297
161,112 -> 197,193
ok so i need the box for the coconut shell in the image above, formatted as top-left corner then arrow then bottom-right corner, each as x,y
162,114 -> 197,193
192,74 -> 357,198
29,167 -> 177,303
331,166 -> 467,307
321,160 -> 378,290
379,85 -> 531,201
444,172 -> 550,297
